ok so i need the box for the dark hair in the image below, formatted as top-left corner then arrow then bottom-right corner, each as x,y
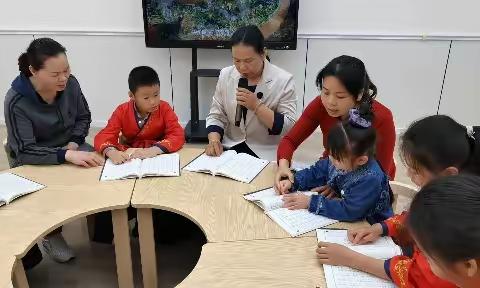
231,25 -> 265,54
128,66 -> 160,93
328,114 -> 393,204
327,110 -> 376,161
316,55 -> 377,121
408,174 -> 480,263
18,38 -> 67,77
400,115 -> 480,176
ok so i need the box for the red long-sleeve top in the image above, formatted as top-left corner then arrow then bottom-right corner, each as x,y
277,96 -> 396,179
94,100 -> 184,153
382,213 -> 456,288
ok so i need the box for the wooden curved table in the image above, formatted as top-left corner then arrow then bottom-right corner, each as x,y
177,237 -> 325,288
0,252 -> 15,288
132,147 -> 369,288
0,165 -> 135,288
1,146 -> 369,288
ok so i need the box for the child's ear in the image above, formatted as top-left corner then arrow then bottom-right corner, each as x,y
355,155 -> 369,166
442,166 -> 459,176
128,91 -> 134,100
29,65 -> 37,76
357,90 -> 364,102
456,259 -> 478,278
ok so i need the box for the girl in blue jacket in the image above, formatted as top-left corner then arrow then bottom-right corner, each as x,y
277,108 -> 393,224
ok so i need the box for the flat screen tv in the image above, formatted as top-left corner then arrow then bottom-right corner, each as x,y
142,0 -> 299,50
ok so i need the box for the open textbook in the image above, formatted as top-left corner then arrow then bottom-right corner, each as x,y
0,173 -> 45,207
100,153 -> 180,181
183,150 -> 269,183
316,229 -> 402,288
244,187 -> 338,237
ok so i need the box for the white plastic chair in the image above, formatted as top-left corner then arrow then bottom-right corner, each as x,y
390,181 -> 418,214
3,137 -> 14,168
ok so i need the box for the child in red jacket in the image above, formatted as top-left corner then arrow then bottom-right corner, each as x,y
408,175 -> 480,288
91,66 -> 185,244
315,115 -> 480,288
94,66 -> 184,163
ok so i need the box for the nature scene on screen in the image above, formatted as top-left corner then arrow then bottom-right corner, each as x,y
144,0 -> 298,44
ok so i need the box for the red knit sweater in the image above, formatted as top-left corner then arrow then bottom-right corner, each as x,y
277,96 -> 396,179
94,100 -> 184,154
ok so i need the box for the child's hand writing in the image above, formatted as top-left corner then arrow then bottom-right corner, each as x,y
275,179 -> 292,195
125,148 -> 141,156
348,223 -> 383,245
282,193 -> 311,210
106,149 -> 130,165
274,160 -> 294,192
311,185 -> 337,199
316,241 -> 358,266
129,146 -> 163,160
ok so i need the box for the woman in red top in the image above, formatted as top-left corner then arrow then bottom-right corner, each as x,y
275,55 -> 396,190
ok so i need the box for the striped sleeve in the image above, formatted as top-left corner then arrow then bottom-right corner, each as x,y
5,95 -> 65,165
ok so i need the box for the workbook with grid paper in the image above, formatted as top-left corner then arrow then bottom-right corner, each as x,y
100,153 -> 180,181
183,150 -> 269,183
0,173 -> 45,207
316,229 -> 402,288
244,187 -> 338,237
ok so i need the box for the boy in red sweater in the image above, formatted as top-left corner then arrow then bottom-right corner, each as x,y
94,66 -> 184,163
92,66 -> 185,243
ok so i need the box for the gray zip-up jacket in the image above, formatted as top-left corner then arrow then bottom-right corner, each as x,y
4,73 -> 91,167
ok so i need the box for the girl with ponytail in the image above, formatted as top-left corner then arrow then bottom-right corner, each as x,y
276,108 -> 394,224
276,55 -> 396,193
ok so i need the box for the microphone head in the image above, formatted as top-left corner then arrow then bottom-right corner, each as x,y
238,78 -> 249,89
257,92 -> 263,99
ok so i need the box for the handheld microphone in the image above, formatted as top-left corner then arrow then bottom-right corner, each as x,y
235,78 -> 249,127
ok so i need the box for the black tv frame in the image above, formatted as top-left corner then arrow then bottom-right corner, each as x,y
142,0 -> 299,50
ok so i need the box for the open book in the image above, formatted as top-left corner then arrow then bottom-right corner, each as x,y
183,150 -> 269,183
100,153 -> 180,181
244,187 -> 338,237
0,173 -> 45,207
316,229 -> 402,288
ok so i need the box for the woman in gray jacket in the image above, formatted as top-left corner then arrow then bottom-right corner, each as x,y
4,38 -> 104,268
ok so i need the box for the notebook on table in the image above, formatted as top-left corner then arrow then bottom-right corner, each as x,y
316,229 -> 402,288
0,173 -> 46,207
244,187 -> 338,237
183,150 -> 269,183
100,153 -> 180,181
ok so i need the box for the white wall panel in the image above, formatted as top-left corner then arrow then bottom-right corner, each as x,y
304,39 -> 450,129
34,35 -> 173,126
0,35 -> 34,122
439,41 -> 480,126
